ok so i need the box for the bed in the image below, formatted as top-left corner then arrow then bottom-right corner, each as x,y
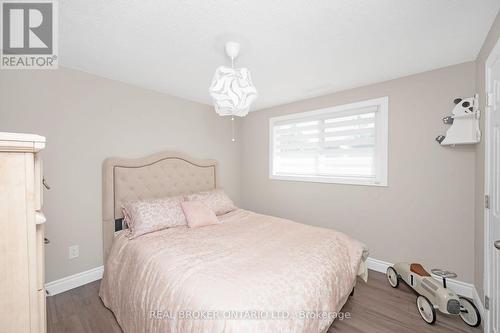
99,151 -> 369,333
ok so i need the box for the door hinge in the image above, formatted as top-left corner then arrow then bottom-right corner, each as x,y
487,93 -> 494,107
485,295 -> 490,310
485,195 -> 490,209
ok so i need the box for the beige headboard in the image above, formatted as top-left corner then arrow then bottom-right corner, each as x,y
102,151 -> 217,261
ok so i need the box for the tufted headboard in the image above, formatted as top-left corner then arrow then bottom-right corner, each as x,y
102,151 -> 217,261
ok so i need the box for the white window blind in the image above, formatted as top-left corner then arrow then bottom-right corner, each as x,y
270,97 -> 388,186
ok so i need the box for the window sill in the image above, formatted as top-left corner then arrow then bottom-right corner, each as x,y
269,174 -> 388,187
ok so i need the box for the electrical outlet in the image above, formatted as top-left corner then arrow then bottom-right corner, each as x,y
69,245 -> 79,259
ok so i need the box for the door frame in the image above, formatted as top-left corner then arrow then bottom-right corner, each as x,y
484,36 -> 500,333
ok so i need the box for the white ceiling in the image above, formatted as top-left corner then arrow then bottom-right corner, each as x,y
60,0 -> 500,111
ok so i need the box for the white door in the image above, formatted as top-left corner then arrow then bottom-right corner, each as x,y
488,52 -> 500,333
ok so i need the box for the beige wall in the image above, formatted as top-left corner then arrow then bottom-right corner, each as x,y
0,55 -> 485,286
240,62 -> 477,282
0,67 -> 242,282
474,11 -> 500,301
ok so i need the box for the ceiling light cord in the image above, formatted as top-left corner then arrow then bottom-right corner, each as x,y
231,116 -> 236,142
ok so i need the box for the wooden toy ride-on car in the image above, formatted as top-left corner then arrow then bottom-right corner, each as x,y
386,263 -> 480,327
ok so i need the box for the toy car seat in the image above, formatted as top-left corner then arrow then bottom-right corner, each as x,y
410,263 -> 431,277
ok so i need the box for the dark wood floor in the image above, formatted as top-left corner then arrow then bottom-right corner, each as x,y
47,270 -> 482,333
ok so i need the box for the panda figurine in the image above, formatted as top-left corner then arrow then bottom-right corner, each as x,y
436,96 -> 480,145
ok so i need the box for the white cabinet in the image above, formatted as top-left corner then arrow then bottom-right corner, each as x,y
0,132 -> 46,333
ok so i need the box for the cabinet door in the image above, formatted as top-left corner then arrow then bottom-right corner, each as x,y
0,153 -> 31,332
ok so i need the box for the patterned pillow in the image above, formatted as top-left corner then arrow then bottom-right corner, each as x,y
184,189 -> 236,216
122,195 -> 186,239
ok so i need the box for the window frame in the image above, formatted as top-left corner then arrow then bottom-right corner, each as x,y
269,96 -> 388,186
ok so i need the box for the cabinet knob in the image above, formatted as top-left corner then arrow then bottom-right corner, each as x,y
42,178 -> 51,190
44,237 -> 50,245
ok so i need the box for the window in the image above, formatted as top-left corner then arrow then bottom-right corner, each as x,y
269,97 -> 388,186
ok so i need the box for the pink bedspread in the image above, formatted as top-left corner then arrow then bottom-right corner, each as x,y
100,209 -> 368,333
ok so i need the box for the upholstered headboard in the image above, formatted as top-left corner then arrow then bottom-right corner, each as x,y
102,151 -> 217,261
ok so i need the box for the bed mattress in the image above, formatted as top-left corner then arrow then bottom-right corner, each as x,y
100,209 -> 368,333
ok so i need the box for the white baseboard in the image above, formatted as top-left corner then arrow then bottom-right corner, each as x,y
45,266 -> 103,296
365,257 -> 475,299
365,257 -> 390,273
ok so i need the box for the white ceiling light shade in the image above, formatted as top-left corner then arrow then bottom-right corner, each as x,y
209,41 -> 258,117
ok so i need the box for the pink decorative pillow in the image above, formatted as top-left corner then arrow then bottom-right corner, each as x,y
184,189 -> 236,216
122,195 -> 186,239
181,201 -> 219,228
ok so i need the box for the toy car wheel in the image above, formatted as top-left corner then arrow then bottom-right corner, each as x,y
459,297 -> 481,327
386,267 -> 399,288
416,295 -> 436,324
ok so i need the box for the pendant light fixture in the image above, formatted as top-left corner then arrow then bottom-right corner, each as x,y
209,41 -> 258,118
